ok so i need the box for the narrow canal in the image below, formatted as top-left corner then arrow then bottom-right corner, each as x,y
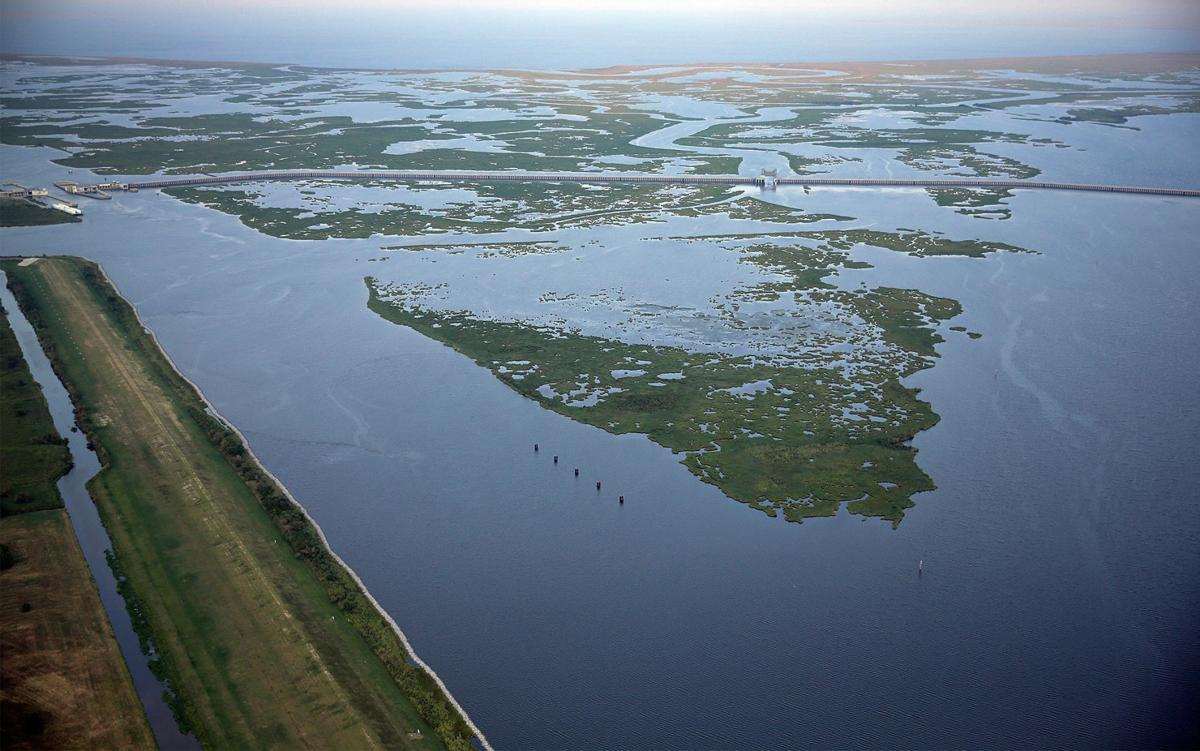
1,268 -> 199,750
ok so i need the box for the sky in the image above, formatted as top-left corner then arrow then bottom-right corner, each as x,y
2,0 -> 1198,69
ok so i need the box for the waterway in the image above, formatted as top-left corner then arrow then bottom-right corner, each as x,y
0,101 -> 1198,747
0,271 -> 200,750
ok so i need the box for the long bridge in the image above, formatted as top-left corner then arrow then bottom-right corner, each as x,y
53,170 -> 1200,198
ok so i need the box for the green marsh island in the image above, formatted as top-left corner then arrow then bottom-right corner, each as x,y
367,229 -> 1023,525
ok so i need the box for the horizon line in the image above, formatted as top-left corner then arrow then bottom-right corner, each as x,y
3,49 -> 1199,76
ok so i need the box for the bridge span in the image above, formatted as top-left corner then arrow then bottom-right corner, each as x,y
56,170 -> 1200,198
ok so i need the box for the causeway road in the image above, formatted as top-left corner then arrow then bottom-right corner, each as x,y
68,170 -> 1200,198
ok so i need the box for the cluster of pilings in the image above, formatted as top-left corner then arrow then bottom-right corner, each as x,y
534,442 -> 623,504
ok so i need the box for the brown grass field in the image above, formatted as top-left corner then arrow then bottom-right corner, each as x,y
0,509 -> 155,750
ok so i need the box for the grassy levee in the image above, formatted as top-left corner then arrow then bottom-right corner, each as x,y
2,257 -> 479,751
0,303 -> 71,515
0,509 -> 156,750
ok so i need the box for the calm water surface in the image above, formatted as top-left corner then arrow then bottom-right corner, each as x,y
1,141 -> 1198,748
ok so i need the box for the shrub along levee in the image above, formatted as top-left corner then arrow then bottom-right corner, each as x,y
2,257 -> 478,751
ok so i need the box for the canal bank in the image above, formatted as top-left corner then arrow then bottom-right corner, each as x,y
2,266 -> 193,749
2,256 -> 487,750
